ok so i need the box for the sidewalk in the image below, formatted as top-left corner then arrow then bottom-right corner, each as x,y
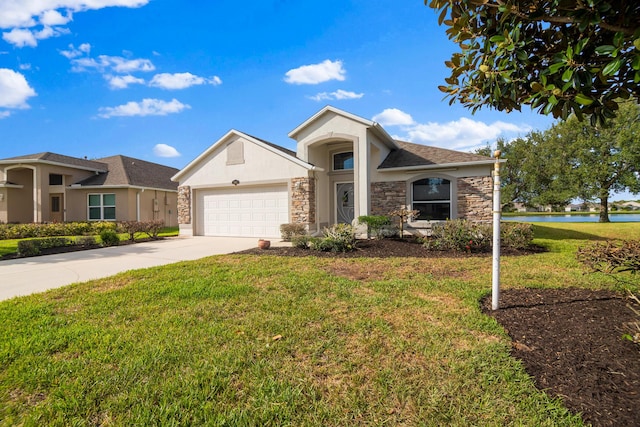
0,237 -> 286,301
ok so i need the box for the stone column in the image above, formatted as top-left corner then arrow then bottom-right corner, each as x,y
290,178 -> 316,227
177,185 -> 191,225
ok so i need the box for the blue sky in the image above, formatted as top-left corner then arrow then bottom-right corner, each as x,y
0,0 -> 633,200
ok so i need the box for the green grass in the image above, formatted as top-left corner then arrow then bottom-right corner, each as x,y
0,227 -> 179,257
0,224 -> 638,426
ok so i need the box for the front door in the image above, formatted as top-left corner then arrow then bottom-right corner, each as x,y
336,182 -> 354,224
50,194 -> 63,222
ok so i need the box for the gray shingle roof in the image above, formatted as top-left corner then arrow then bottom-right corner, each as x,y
378,140 -> 493,169
243,133 -> 297,158
73,155 -> 179,191
0,152 -> 108,171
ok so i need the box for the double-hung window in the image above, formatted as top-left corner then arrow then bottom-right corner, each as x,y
88,194 -> 116,220
412,178 -> 451,220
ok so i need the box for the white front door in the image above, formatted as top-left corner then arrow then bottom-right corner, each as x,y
336,182 -> 354,224
197,185 -> 289,237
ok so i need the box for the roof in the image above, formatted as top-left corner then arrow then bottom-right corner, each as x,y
378,140 -> 495,170
74,155 -> 179,191
243,133 -> 297,158
0,152 -> 108,172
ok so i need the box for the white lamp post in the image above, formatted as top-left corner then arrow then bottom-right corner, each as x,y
492,150 -> 502,310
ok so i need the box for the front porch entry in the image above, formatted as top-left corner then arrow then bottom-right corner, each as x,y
50,194 -> 64,222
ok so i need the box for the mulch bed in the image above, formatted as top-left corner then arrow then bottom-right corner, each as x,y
241,238 -> 640,427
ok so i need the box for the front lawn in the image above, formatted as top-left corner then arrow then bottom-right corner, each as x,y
0,223 -> 638,425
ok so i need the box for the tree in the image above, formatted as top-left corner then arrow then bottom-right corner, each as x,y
427,0 -> 640,125
499,101 -> 640,221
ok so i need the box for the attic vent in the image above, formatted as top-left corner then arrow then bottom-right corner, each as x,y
226,140 -> 244,165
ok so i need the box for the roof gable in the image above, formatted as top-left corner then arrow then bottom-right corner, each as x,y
379,140 -> 494,170
172,129 -> 314,182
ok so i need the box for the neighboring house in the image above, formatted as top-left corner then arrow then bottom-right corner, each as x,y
0,152 -> 179,226
172,106 -> 497,238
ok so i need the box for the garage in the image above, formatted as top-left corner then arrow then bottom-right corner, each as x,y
196,185 -> 289,237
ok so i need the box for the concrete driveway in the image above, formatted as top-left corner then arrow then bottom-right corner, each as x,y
0,237 -> 285,301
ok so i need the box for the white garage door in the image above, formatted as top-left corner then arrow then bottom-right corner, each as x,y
197,186 -> 289,237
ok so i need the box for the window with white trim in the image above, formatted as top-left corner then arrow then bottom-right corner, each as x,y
412,178 -> 451,220
88,194 -> 116,220
333,151 -> 354,171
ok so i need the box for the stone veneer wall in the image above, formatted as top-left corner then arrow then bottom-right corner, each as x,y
290,177 -> 316,226
370,181 -> 406,216
177,185 -> 191,224
457,176 -> 492,221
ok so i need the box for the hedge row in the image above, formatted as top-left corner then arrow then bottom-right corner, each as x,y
0,220 -> 165,241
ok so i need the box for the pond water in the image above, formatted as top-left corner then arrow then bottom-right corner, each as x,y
503,213 -> 640,222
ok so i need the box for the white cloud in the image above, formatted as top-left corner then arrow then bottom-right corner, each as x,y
149,72 -> 222,90
98,98 -> 190,118
374,108 -> 531,151
105,74 -> 145,89
0,111 -> 11,119
0,1 -> 149,29
284,59 -> 346,85
71,54 -> 155,73
19,63 -> 31,70
2,25 -> 69,47
153,143 -> 181,158
309,89 -> 363,101
372,108 -> 415,126
40,10 -> 72,26
2,28 -> 36,47
60,42 -> 90,59
0,68 -> 37,109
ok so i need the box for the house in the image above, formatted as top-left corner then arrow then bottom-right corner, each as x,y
172,106 -> 497,238
0,152 -> 179,226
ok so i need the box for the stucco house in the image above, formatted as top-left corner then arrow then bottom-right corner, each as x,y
0,152 -> 179,226
172,106 -> 496,238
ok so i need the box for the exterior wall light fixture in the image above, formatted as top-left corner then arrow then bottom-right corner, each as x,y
232,179 -> 240,186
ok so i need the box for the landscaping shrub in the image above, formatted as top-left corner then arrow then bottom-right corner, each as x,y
317,223 -> 357,252
17,237 -> 74,257
139,220 -> 165,239
388,207 -> 420,237
358,215 -> 392,239
424,219 -> 492,252
291,235 -> 315,249
118,221 -> 144,241
424,220 -> 534,253
75,236 -> 98,247
501,222 -> 534,249
280,223 -> 307,241
99,229 -> 120,247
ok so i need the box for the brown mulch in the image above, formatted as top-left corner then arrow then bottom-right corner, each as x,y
241,238 -> 640,427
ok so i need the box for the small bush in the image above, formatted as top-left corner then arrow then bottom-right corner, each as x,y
75,236 -> 98,247
140,220 -> 165,239
17,240 -> 40,257
280,223 -> 307,241
291,235 -> 314,249
501,222 -> 534,250
358,215 -> 392,239
424,220 -> 534,253
100,229 -> 120,247
424,219 -> 492,252
317,223 -> 356,252
118,221 -> 144,241
17,237 -> 74,257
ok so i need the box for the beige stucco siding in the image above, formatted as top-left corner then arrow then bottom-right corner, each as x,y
371,164 -> 492,183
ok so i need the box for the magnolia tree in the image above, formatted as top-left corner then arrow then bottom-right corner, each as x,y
427,0 -> 640,125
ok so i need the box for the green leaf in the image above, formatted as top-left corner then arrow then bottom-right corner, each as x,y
489,35 -> 505,43
562,68 -> 574,82
595,45 -> 616,55
548,62 -> 565,74
635,38 -> 640,50
602,58 -> 622,76
574,93 -> 594,106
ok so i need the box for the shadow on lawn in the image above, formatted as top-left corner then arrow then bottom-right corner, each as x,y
532,225 -> 607,241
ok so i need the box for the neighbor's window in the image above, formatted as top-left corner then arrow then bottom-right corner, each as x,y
333,152 -> 354,170
88,193 -> 116,220
412,178 -> 451,220
49,174 -> 63,185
